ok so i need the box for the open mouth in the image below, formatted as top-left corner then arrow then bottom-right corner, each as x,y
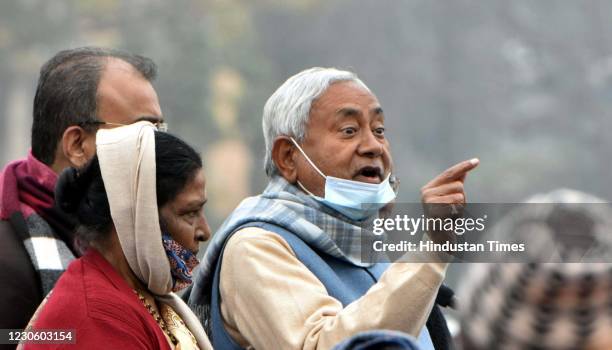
354,166 -> 383,183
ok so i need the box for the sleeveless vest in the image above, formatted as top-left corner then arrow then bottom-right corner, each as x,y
211,222 -> 451,349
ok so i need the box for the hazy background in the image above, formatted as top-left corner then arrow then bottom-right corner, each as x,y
2,1 -> 612,292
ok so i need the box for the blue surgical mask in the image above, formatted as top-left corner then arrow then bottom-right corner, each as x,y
290,138 -> 396,221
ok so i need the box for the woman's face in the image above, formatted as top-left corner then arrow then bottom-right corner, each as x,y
159,168 -> 211,254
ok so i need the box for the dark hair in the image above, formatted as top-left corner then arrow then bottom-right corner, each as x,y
32,47 -> 157,165
55,132 -> 202,245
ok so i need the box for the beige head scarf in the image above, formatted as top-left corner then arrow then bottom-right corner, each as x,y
97,121 -> 212,350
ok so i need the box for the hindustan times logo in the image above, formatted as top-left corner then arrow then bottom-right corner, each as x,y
371,214 -> 488,236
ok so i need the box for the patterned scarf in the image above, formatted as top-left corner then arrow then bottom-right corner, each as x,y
0,151 -> 76,295
162,233 -> 199,292
189,175 -> 374,318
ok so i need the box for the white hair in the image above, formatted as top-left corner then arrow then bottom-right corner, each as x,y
262,67 -> 370,176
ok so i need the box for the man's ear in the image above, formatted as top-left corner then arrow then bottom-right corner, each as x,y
271,136 -> 298,183
61,126 -> 96,168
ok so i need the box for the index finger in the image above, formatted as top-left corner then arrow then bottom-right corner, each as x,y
425,158 -> 479,187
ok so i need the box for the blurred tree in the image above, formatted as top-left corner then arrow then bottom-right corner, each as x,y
3,0 -> 612,221
0,0 -> 80,165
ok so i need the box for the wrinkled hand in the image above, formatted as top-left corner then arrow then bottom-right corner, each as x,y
421,158 -> 479,245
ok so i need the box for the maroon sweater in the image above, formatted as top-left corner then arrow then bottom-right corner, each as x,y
24,249 -> 171,350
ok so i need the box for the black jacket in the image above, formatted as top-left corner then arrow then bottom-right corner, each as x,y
0,219 -> 43,349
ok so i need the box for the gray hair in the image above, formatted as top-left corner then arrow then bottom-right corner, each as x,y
262,67 -> 370,176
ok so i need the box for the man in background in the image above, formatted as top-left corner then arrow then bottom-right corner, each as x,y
0,47 -> 165,338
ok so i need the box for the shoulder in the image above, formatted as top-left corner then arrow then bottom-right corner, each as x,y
0,219 -> 24,254
224,226 -> 296,258
35,257 -> 145,326
0,219 -> 35,275
34,264 -> 165,349
0,218 -> 16,235
0,219 -> 42,329
219,226 -> 324,295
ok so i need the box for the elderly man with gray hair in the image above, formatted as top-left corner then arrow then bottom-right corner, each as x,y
189,67 -> 479,349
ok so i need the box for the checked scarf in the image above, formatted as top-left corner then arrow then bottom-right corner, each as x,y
189,175 -> 374,317
0,151 -> 76,296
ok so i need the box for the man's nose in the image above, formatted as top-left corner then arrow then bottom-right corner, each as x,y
357,128 -> 384,157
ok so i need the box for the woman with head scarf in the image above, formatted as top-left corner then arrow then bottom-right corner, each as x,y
23,121 -> 213,349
